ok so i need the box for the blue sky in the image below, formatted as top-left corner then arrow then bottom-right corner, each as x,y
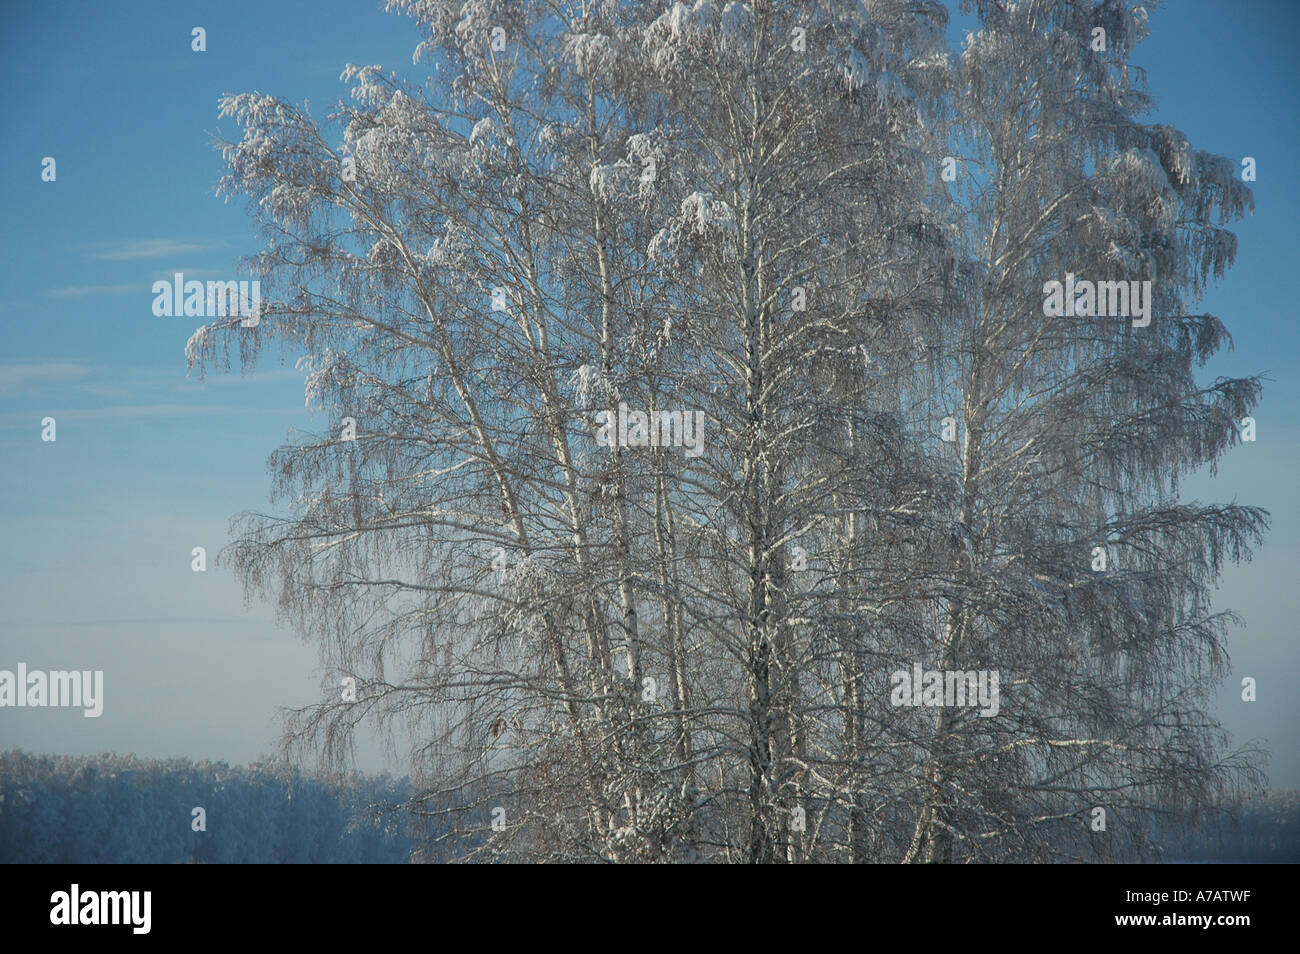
0,0 -> 1296,786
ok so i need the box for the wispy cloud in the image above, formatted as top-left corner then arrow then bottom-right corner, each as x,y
148,266 -> 234,282
175,367 -> 304,390
79,383 -> 133,399
0,362 -> 304,403
0,362 -> 88,396
0,403 -> 304,428
86,238 -> 226,261
46,283 -> 138,298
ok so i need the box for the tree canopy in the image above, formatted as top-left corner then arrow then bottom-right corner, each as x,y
188,0 -> 1266,862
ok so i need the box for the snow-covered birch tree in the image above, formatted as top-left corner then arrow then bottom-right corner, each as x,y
891,0 -> 1267,863
189,0 -> 1265,862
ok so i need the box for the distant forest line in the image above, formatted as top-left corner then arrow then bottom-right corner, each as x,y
0,750 -> 412,864
1,750 -> 1295,863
